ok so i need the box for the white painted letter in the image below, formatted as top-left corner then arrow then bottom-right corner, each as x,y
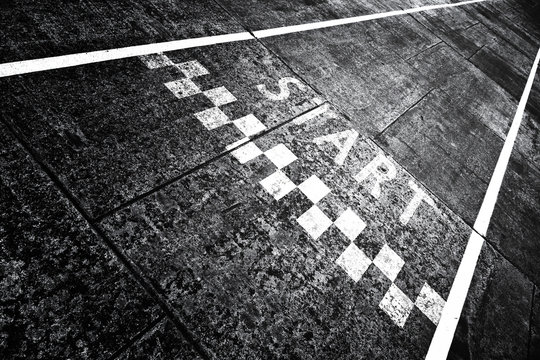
257,77 -> 306,100
313,129 -> 358,165
399,180 -> 435,225
354,153 -> 396,198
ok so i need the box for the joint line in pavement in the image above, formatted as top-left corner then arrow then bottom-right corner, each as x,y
0,0 -> 489,78
425,46 -> 540,360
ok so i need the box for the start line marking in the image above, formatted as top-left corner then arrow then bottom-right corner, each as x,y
0,0 -> 488,77
426,47 -> 540,360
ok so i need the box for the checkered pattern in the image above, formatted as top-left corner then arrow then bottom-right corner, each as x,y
142,53 -> 444,330
140,54 -> 266,134
336,242 -> 446,327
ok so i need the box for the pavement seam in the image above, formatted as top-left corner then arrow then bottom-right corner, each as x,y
0,117 -> 216,360
407,11 -> 540,175
225,0 -> 540,294
93,102 -> 322,222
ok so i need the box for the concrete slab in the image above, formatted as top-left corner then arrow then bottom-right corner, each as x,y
0,123 -> 166,359
448,243 -> 534,360
217,0 -> 462,30
376,86 -> 501,225
0,41 -> 319,218
0,0 -> 244,62
257,15 -> 439,136
100,106 -> 472,358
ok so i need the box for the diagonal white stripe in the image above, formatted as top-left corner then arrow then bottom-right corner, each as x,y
0,0 -> 489,78
253,0 -> 488,38
425,46 -> 540,360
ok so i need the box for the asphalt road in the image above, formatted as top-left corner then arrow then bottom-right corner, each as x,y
1,0 -> 539,359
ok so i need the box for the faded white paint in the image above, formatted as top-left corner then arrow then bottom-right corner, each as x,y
139,53 -> 174,69
233,114 -> 267,137
194,107 -> 230,130
260,170 -> 297,200
264,144 -> 298,169
203,86 -> 237,107
354,153 -> 397,198
399,180 -> 435,225
427,47 -> 540,360
373,244 -> 404,282
297,205 -> 333,239
313,129 -> 359,165
334,208 -> 366,241
379,283 -> 415,328
164,78 -> 201,99
335,243 -> 372,282
256,77 -> 307,100
297,175 -> 331,203
227,139 -> 261,164
293,103 -> 331,125
415,283 -> 445,325
176,60 -> 210,78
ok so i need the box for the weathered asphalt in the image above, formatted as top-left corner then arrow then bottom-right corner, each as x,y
1,0 -> 539,359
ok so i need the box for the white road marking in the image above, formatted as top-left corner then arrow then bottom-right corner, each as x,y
297,205 -> 334,239
164,78 -> 201,99
399,180 -> 435,225
372,244 -> 405,282
256,77 -> 307,100
293,103 -> 332,125
194,107 -> 231,130
415,283 -> 445,325
354,153 -> 397,198
227,140 -> 262,164
0,0 -> 486,77
426,47 -> 540,360
297,175 -> 331,203
232,114 -> 267,137
264,143 -> 298,169
260,170 -> 297,200
254,0 -> 488,38
175,59 -> 210,78
335,243 -> 372,282
313,129 -> 359,165
139,53 -> 175,68
334,208 -> 367,241
203,86 -> 237,107
379,283 -> 416,327
0,33 -> 253,77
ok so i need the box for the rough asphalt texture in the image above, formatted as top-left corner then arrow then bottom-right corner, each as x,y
1,0 -> 539,359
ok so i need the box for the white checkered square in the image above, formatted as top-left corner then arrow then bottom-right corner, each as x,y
139,53 -> 174,69
297,205 -> 333,239
335,243 -> 372,282
176,60 -> 209,78
260,170 -> 296,200
373,244 -> 404,282
264,144 -> 297,169
233,114 -> 267,137
203,86 -> 237,107
415,283 -> 445,325
297,175 -> 330,203
164,78 -> 201,99
334,208 -> 366,241
379,284 -> 414,327
194,107 -> 230,130
227,139 -> 262,164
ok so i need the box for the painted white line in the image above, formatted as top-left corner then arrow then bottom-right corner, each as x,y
253,0 -> 488,38
0,0 -> 488,78
426,47 -> 540,360
0,32 -> 254,77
